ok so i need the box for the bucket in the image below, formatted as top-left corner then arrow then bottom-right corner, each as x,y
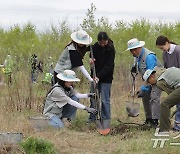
0,132 -> 22,144
29,116 -> 50,131
126,101 -> 140,117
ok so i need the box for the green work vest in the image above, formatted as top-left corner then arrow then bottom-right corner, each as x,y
158,67 -> 180,89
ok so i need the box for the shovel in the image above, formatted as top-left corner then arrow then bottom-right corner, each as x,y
126,72 -> 140,117
93,82 -> 110,135
90,45 -> 110,135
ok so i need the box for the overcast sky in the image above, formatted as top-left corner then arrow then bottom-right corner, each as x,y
0,0 -> 180,31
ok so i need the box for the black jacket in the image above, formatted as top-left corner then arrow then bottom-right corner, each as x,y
91,40 -> 115,83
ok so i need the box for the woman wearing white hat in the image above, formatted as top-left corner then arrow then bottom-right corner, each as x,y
43,70 -> 97,128
53,30 -> 93,85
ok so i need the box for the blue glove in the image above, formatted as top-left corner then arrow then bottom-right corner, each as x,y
141,85 -> 150,91
137,85 -> 151,98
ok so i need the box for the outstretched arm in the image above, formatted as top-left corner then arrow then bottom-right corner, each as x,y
67,99 -> 97,114
78,65 -> 93,82
67,99 -> 86,109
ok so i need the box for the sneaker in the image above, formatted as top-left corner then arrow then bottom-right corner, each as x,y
143,119 -> 158,128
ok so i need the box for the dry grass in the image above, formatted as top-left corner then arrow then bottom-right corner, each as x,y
0,70 -> 180,154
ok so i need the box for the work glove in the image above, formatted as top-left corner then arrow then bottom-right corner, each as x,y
131,66 -> 137,74
87,93 -> 96,99
84,107 -> 98,115
137,85 -> 151,98
137,90 -> 145,98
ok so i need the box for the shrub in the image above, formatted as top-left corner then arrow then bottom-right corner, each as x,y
20,137 -> 56,154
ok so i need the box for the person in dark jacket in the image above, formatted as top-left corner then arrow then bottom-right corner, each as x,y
88,32 -> 115,123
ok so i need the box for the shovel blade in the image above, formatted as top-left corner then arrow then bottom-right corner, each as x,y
96,119 -> 111,135
126,101 -> 140,117
98,128 -> 110,135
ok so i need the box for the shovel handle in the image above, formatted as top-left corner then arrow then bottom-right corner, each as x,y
131,71 -> 138,78
90,45 -> 101,120
131,72 -> 137,97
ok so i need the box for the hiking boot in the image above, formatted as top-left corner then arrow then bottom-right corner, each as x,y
143,119 -> 158,128
151,119 -> 159,128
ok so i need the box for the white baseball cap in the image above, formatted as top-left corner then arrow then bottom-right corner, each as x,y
143,69 -> 156,81
126,38 -> 145,50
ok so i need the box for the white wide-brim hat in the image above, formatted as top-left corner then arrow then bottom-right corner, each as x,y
57,70 -> 80,82
126,38 -> 145,50
71,30 -> 92,45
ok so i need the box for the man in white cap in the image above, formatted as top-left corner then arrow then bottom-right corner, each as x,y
126,38 -> 162,127
143,67 -> 180,133
53,29 -> 93,85
43,69 -> 97,128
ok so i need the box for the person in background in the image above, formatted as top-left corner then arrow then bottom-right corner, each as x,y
30,54 -> 43,83
3,54 -> 14,84
43,70 -> 97,128
0,64 -> 5,85
126,38 -> 162,127
87,32 -> 115,123
156,35 -> 180,131
143,67 -> 180,134
53,30 -> 93,85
